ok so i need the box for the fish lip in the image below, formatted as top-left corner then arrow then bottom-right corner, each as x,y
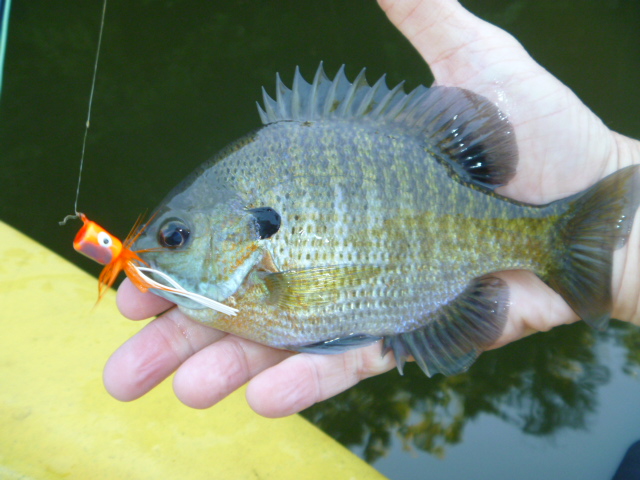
152,288 -> 208,310
143,257 -> 244,312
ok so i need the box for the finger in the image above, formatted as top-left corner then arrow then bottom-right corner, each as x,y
117,277 -> 174,320
245,274 -> 576,418
172,336 -> 293,409
245,343 -> 396,418
490,270 -> 579,350
379,0 -> 612,206
378,0 -> 524,86
103,308 -> 225,401
244,272 -> 579,418
378,0 -> 477,57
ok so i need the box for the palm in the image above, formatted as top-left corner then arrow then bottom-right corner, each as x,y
382,0 -> 617,204
105,0 -> 640,418
381,0 -> 639,325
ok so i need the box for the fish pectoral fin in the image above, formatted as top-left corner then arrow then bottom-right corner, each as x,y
289,333 -> 382,354
384,275 -> 509,377
263,264 -> 381,310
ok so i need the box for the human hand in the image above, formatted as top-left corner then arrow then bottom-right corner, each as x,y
104,0 -> 640,417
376,0 -> 640,334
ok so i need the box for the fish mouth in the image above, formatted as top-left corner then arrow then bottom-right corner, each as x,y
151,285 -> 206,310
139,261 -> 236,314
141,266 -> 208,310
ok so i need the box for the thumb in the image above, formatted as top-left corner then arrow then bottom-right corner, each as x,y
377,0 -> 529,88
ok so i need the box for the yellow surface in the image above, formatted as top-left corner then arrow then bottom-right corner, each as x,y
0,221 -> 386,480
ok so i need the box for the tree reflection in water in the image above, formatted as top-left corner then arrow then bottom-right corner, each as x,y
300,321 -> 640,462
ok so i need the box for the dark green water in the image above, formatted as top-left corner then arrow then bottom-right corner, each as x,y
1,1 -> 639,478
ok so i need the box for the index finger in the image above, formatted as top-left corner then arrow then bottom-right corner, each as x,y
117,277 -> 174,320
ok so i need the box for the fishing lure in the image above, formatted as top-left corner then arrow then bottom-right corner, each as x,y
61,0 -> 236,316
73,213 -> 238,315
73,213 -> 148,299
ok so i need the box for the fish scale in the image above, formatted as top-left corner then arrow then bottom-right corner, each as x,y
132,65 -> 640,377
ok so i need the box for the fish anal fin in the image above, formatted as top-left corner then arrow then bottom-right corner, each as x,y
263,265 -> 381,311
384,275 -> 509,377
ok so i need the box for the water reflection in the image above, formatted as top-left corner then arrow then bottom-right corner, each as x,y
300,322 -> 640,461
616,324 -> 640,378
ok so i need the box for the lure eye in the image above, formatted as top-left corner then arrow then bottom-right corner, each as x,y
157,219 -> 190,249
97,231 -> 113,248
249,207 -> 281,239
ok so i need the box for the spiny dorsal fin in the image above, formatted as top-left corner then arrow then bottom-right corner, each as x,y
257,63 -> 518,189
258,63 -> 426,124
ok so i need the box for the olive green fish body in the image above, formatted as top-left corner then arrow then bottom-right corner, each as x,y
182,120 -> 549,335
134,66 -> 640,376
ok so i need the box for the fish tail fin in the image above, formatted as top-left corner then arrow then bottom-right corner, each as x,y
547,165 -> 640,330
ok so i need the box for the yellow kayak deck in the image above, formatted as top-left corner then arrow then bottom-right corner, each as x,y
0,221 -> 385,480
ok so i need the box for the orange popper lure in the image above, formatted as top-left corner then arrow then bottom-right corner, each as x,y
72,213 -> 239,315
73,213 -> 154,301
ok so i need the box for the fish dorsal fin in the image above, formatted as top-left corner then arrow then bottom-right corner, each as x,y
411,86 -> 518,188
258,63 -> 518,189
258,62 -> 425,125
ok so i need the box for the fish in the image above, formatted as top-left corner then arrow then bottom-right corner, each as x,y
129,64 -> 640,377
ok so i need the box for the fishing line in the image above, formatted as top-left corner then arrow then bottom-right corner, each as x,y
59,0 -> 108,226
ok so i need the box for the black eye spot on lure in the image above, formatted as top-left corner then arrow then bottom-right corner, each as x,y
249,207 -> 281,239
158,219 -> 190,248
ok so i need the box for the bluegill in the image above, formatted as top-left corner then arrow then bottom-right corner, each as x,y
132,65 -> 640,376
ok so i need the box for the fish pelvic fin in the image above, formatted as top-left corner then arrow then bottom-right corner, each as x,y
383,276 -> 509,377
546,165 -> 640,330
258,64 -> 517,189
289,333 -> 382,355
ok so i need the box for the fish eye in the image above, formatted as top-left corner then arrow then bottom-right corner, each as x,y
97,231 -> 113,247
157,219 -> 190,249
248,207 -> 281,239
